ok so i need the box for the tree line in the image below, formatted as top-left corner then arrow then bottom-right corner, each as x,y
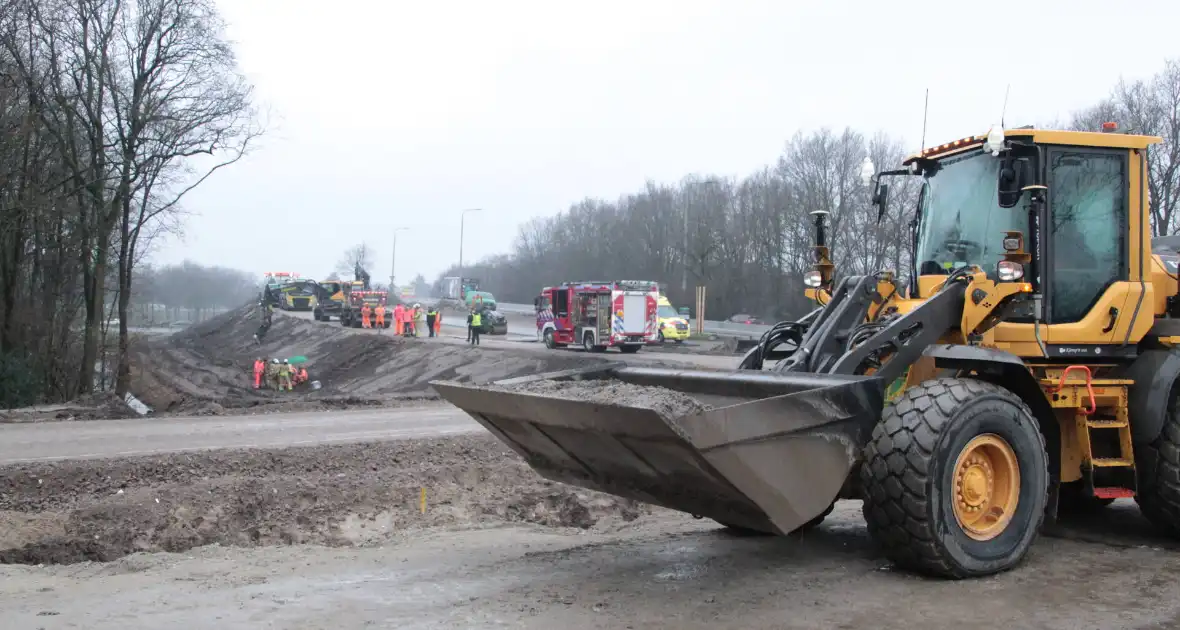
437,58 -> 1180,323
0,0 -> 259,407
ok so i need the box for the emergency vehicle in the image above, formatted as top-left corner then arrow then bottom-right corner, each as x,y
534,280 -> 660,353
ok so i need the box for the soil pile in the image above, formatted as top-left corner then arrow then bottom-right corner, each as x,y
0,434 -> 657,565
126,304 -> 606,416
496,378 -> 712,418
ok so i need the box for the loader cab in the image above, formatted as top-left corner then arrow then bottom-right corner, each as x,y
903,127 -> 1162,357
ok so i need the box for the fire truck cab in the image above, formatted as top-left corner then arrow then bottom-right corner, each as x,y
535,280 -> 659,353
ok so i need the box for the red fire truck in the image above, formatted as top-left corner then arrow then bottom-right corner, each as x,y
534,280 -> 660,353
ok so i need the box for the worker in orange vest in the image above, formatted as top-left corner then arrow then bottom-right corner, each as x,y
361,302 -> 372,328
253,357 -> 265,389
374,303 -> 386,332
393,302 -> 405,335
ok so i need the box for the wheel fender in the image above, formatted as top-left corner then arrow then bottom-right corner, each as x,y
922,345 -> 1054,423
921,344 -> 1060,499
1124,348 -> 1180,445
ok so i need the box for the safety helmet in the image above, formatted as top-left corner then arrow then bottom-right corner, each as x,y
272,358 -> 279,364
283,359 -> 289,364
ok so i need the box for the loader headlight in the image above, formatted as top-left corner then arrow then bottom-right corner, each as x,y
997,260 -> 1024,282
803,270 -> 822,288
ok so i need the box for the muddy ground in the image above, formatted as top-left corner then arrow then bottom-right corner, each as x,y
4,471 -> 1180,628
0,433 -> 654,566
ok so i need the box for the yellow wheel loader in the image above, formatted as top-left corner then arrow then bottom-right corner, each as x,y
432,124 -> 1180,579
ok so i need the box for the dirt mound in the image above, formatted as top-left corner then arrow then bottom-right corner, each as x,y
496,378 -> 712,418
0,434 -> 657,565
127,304 -> 606,415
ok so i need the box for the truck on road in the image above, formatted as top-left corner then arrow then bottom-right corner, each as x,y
339,289 -> 392,329
438,276 -> 496,312
534,280 -> 659,352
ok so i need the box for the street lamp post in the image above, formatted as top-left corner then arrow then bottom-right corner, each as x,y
390,227 -> 409,290
459,208 -> 481,275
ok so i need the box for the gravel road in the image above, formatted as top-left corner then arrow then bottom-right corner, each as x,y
0,403 -> 477,463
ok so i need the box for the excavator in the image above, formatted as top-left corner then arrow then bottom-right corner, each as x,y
433,123 -> 1180,579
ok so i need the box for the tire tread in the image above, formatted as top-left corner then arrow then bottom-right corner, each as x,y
1136,392 -> 1180,534
860,377 -> 1047,578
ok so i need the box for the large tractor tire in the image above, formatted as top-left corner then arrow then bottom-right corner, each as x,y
860,378 -> 1048,578
1134,383 -> 1180,535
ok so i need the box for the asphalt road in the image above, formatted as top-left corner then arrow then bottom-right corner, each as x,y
0,404 -> 480,464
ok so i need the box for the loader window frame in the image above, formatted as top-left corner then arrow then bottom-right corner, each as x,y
1042,146 -> 1129,325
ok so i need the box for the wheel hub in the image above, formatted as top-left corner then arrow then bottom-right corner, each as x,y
952,434 -> 1019,541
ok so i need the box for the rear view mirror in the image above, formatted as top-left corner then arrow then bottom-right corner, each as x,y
997,156 -> 1029,208
873,183 -> 890,222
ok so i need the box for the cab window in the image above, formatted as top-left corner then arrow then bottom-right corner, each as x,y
1047,149 -> 1126,323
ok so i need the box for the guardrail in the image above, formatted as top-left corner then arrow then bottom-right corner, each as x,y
495,302 -> 773,339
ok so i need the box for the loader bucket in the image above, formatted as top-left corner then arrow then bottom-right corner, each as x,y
431,364 -> 883,534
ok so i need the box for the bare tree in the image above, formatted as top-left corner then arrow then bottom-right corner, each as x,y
108,0 -> 260,394
0,0 -> 258,396
0,0 -> 257,404
336,243 -> 374,278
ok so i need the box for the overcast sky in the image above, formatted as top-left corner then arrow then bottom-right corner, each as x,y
158,0 -> 1180,286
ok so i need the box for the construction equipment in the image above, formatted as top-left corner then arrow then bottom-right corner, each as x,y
340,289 -> 392,328
313,280 -> 346,321
260,271 -> 296,302
277,278 -> 320,311
434,124 -> 1180,579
